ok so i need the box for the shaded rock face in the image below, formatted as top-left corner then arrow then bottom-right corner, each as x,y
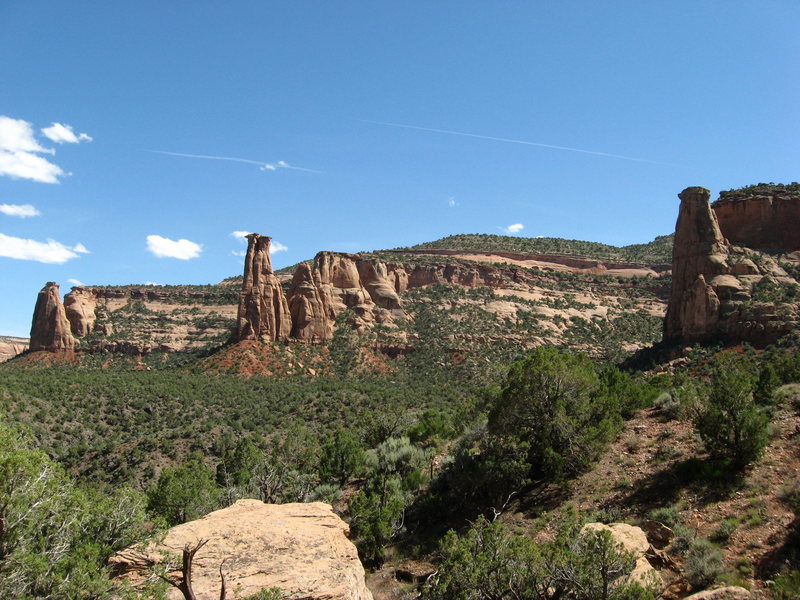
665,187 -> 800,345
713,190 -> 800,251
236,234 -> 292,342
64,287 -> 97,337
29,282 -> 75,352
110,499 -> 373,600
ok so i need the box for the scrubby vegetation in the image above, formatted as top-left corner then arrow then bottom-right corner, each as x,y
402,233 -> 674,264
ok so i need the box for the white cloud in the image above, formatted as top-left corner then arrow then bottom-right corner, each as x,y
0,116 -> 65,183
72,242 -> 90,254
0,203 -> 40,218
231,230 -> 251,240
41,122 -> 92,144
146,234 -> 202,260
447,197 -> 457,208
502,223 -> 524,235
67,278 -> 85,286
231,250 -> 247,257
270,241 -> 288,254
0,233 -> 82,263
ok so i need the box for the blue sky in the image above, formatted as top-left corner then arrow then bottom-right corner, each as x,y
1,1 -> 798,337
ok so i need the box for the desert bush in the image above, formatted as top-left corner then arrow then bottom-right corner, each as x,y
694,352 -> 770,468
0,420 -> 151,599
648,506 -> 682,529
489,347 -> 621,481
425,513 -> 655,600
710,518 -> 739,544
147,455 -> 219,525
684,539 -> 724,589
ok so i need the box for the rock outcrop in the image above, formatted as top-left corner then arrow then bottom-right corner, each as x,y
110,499 -> 373,600
0,337 -> 28,362
582,522 -> 662,588
684,587 -> 751,600
665,187 -> 800,345
236,234 -> 293,342
64,287 -> 97,337
713,188 -> 800,251
287,262 -> 333,342
29,282 -> 75,352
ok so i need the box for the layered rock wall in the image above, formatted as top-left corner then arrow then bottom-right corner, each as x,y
712,190 -> 800,251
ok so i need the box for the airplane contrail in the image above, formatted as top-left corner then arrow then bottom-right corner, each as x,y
147,150 -> 322,173
363,120 -> 677,166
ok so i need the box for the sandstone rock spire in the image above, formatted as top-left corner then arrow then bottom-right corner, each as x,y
236,234 -> 292,341
29,282 -> 75,352
664,187 -> 729,341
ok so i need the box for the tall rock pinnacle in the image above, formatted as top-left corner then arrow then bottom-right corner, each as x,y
236,234 -> 292,342
29,282 -> 75,352
664,187 -> 729,342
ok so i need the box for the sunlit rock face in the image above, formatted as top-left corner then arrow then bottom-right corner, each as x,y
236,234 -> 292,342
665,186 -> 799,345
29,282 -> 75,352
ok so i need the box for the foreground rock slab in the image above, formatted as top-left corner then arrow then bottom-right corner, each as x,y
583,522 -> 663,588
684,586 -> 751,600
111,499 -> 373,600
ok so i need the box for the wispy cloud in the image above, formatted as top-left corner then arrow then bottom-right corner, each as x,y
41,123 -> 92,144
271,241 -> 288,254
0,203 -> 40,218
67,278 -> 85,286
502,223 -> 525,235
447,196 -> 458,208
0,233 -> 85,263
365,120 -> 676,165
148,150 -> 322,173
73,243 -> 90,254
146,234 -> 202,260
231,230 -> 251,239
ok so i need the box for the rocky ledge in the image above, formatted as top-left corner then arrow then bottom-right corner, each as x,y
110,499 -> 373,600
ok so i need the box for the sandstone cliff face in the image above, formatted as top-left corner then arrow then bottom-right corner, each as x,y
287,262 -> 333,342
110,499 -> 373,600
236,234 -> 293,342
0,337 -> 28,362
665,187 -> 799,345
29,282 -> 75,352
64,287 -> 97,337
712,190 -> 800,251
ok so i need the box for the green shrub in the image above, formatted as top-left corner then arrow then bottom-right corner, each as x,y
488,347 -> 622,481
710,518 -> 738,544
694,352 -> 770,468
684,539 -> 724,589
425,514 -> 656,600
773,569 -> 800,600
647,506 -> 682,529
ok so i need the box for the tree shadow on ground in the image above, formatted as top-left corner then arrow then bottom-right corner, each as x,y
621,457 -> 747,513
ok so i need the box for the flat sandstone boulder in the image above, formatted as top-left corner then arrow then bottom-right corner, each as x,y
110,499 -> 373,600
